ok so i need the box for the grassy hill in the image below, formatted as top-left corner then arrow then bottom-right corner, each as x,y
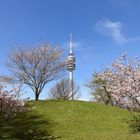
3,100 -> 140,140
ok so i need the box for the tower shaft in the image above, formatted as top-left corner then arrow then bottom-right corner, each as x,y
70,71 -> 74,100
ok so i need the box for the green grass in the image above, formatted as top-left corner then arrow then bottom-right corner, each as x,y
2,100 -> 140,140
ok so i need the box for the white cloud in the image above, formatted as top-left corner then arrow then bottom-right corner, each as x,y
96,18 -> 140,45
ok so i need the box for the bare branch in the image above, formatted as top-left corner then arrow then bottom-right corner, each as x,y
48,78 -> 80,100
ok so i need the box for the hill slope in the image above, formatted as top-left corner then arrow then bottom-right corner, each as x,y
5,100 -> 140,140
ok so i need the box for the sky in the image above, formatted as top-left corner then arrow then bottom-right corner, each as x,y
1,0 -> 140,101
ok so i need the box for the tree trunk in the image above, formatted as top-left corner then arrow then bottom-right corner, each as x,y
103,86 -> 113,106
35,93 -> 39,100
35,88 -> 40,100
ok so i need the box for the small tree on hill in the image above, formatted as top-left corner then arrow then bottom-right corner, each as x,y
86,73 -> 113,105
48,78 -> 80,100
7,44 -> 66,100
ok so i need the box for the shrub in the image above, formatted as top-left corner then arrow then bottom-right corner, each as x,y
0,84 -> 26,139
128,113 -> 140,133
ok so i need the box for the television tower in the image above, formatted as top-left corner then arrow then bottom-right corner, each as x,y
67,33 -> 75,100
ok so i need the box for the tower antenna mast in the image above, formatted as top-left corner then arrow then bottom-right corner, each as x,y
70,32 -> 72,54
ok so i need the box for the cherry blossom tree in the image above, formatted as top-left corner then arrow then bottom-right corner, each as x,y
88,54 -> 140,111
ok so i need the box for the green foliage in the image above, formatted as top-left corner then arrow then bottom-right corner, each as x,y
87,73 -> 114,105
128,113 -> 140,133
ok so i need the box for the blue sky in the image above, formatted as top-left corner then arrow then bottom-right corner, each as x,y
1,0 -> 140,100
